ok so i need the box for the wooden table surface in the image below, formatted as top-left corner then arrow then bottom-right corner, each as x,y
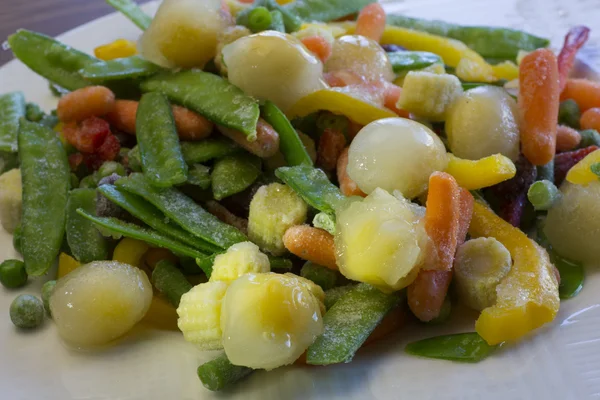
0,0 -> 151,65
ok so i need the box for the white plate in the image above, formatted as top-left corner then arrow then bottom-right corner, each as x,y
1,1 -> 600,399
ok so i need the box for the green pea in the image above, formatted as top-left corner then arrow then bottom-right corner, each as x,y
25,102 -> 45,122
41,280 -> 56,316
558,99 -> 581,129
10,294 -> 44,329
527,180 -> 560,210
98,161 -> 127,179
0,259 -> 28,288
579,129 -> 600,148
246,7 -> 273,32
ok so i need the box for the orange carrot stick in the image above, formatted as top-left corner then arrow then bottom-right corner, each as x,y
283,225 -> 337,270
518,48 -> 560,166
57,86 -> 115,123
580,107 -> 600,131
337,147 -> 366,197
301,36 -> 332,63
560,79 -> 600,112
556,125 -> 582,152
355,3 -> 386,43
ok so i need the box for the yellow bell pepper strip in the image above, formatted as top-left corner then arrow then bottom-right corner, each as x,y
445,153 -> 517,190
112,237 -> 150,268
94,39 -> 137,61
58,252 -> 81,278
566,148 -> 600,185
287,87 -> 397,126
468,202 -> 560,345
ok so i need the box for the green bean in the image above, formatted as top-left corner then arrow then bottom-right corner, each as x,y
10,294 -> 44,329
66,189 -> 110,263
285,0 -> 374,23
211,154 -> 261,201
301,262 -> 338,291
246,7 -> 273,32
0,92 -> 26,153
79,55 -> 162,82
116,173 -> 247,249
269,10 -> 285,33
579,129 -> 600,148
262,101 -> 312,166
41,280 -> 56,316
197,352 -> 253,392
387,15 -> 550,60
24,102 -> 45,123
8,30 -> 96,91
106,0 -> 152,30
152,259 -> 193,307
527,180 -> 560,211
387,51 -> 442,74
137,92 -> 188,187
186,164 -> 211,189
275,165 -> 344,216
324,284 -> 355,310
0,259 -> 28,288
141,70 -> 260,137
180,139 -> 238,165
0,151 -> 19,174
77,210 -> 209,259
558,99 -> 581,129
312,211 -> 336,235
18,119 -> 69,276
98,184 -> 221,253
537,161 -> 555,183
405,332 -> 497,362
306,284 -> 402,365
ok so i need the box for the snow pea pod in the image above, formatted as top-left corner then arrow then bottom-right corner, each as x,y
18,119 -> 70,276
306,283 -> 402,365
66,189 -> 109,263
186,164 -> 211,189
152,259 -> 192,307
106,0 -> 152,30
137,92 -> 188,187
211,154 -> 261,201
180,139 -> 238,165
405,332 -> 498,362
261,101 -> 312,166
79,55 -> 162,82
275,165 -> 344,216
285,0 -> 375,23
387,51 -> 442,73
0,92 -> 26,153
141,70 -> 260,137
116,173 -> 248,249
98,184 -> 221,253
77,210 -> 209,259
8,30 -> 96,91
387,15 -> 549,60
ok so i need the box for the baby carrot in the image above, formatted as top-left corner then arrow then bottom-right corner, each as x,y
580,108 -> 600,131
217,119 -> 280,158
407,270 -> 452,322
557,26 -> 590,93
283,225 -> 337,270
105,99 -> 137,133
317,128 -> 346,172
300,36 -> 332,63
337,147 -> 366,197
561,79 -> 600,112
57,86 -> 115,123
556,125 -> 582,152
519,49 -> 560,166
356,3 -> 386,43
382,82 -> 410,118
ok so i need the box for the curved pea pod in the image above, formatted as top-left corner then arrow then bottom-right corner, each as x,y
116,173 -> 247,249
79,56 -> 162,82
66,189 -> 109,263
152,260 -> 193,307
468,202 -> 559,345
306,283 -> 402,365
275,165 -> 345,216
445,153 -> 516,190
136,92 -> 188,187
18,119 -> 70,276
387,51 -> 443,74
106,0 -> 152,30
0,92 -> 26,153
141,70 -> 260,137
405,332 -> 498,363
77,210 -> 209,260
186,164 -> 211,190
8,30 -> 96,91
286,88 -> 397,126
285,0 -> 374,23
211,154 -> 261,201
180,139 -> 238,165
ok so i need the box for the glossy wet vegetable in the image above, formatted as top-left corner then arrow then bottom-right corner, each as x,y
405,332 -> 498,362
0,92 -> 26,153
79,56 -> 162,82
10,294 -> 44,329
211,154 -> 261,200
66,189 -> 109,263
197,353 -> 253,392
106,0 -> 152,30
19,119 -> 70,276
0,259 -> 27,288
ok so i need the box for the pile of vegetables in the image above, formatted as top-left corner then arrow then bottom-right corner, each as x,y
0,0 -> 598,393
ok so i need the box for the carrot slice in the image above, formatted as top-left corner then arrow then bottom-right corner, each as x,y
301,36 -> 332,63
561,79 -> 600,112
519,48 -> 560,166
356,3 -> 386,43
581,107 -> 600,131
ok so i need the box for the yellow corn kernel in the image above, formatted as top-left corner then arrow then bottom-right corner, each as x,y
94,39 -> 137,61
112,238 -> 150,268
566,149 -> 600,185
58,252 -> 81,278
210,242 -> 270,283
142,294 -> 179,331
445,153 -> 517,190
177,281 -> 229,350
